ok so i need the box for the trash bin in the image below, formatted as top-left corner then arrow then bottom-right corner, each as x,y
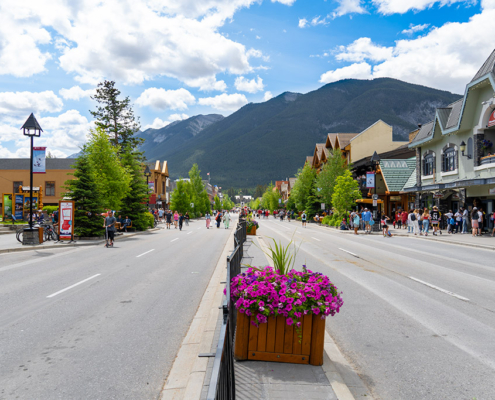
38,226 -> 44,244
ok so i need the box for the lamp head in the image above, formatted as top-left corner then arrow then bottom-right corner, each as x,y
460,141 -> 466,153
144,165 -> 151,177
21,113 -> 43,137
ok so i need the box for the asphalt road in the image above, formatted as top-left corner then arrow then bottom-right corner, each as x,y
0,218 -> 233,400
257,218 -> 495,400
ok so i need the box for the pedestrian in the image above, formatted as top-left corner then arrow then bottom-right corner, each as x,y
431,206 -> 441,235
401,209 -> 408,229
382,215 -> 392,237
454,209 -> 462,233
479,207 -> 484,235
491,213 -> 495,237
158,208 -> 164,223
314,213 -> 319,225
407,210 -> 413,233
462,207 -> 469,234
301,211 -> 307,227
471,207 -> 479,236
165,210 -> 172,229
103,210 -> 116,247
353,211 -> 360,235
411,209 -> 420,235
173,210 -> 179,229
422,209 -> 430,236
216,211 -> 222,228
223,211 -> 231,229
206,212 -> 211,229
445,210 -> 454,234
185,211 -> 190,226
179,213 -> 184,231
418,208 -> 423,234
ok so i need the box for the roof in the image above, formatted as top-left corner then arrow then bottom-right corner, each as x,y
352,144 -> 415,169
326,134 -> 338,149
379,158 -> 416,192
445,99 -> 463,129
402,168 -> 417,191
305,156 -> 314,165
471,49 -> 495,82
410,121 -> 435,146
337,133 -> 358,149
289,177 -> 296,188
315,143 -> 325,155
0,158 -> 75,170
322,147 -> 329,158
437,108 -> 451,129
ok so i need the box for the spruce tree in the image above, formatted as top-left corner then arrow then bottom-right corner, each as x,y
64,148 -> 105,237
90,80 -> 143,150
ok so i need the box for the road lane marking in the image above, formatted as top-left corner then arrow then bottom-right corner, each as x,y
338,248 -> 358,257
311,237 -> 321,241
171,238 -> 179,242
47,274 -> 101,298
136,249 -> 155,258
409,276 -> 470,302
197,227 -> 201,230
187,232 -> 192,235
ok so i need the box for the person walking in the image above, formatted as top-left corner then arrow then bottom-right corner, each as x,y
401,210 -> 408,229
301,211 -> 307,227
353,211 -> 361,235
422,209 -> 430,236
471,207 -> 479,236
462,207 -> 469,234
223,211 -> 231,229
178,213 -> 184,231
185,211 -> 190,226
412,209 -> 420,235
165,210 -> 172,229
454,209 -> 462,234
407,210 -> 413,233
478,207 -> 484,235
431,206 -> 441,235
103,210 -> 116,247
205,212 -> 211,229
173,211 -> 179,229
362,208 -> 372,234
216,211 -> 222,228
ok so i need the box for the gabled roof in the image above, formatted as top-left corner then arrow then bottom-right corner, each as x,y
326,133 -> 338,149
336,133 -> 358,149
305,156 -> 314,165
437,108 -> 451,129
402,167 -> 417,191
410,121 -> 435,146
471,49 -> 495,83
379,158 -> 416,192
445,99 -> 463,129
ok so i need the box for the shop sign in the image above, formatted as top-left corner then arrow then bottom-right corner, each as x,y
489,188 -> 495,195
433,192 -> 444,199
2,194 -> 13,221
321,203 -> 325,210
488,109 -> 495,127
366,172 -> 375,188
373,199 -> 377,207
14,194 -> 24,220
58,200 -> 74,240
390,196 -> 402,201
459,189 -> 466,203
451,193 -> 460,200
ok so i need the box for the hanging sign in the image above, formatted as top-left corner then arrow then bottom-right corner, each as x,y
488,109 -> 495,127
14,194 -> 24,220
148,182 -> 155,193
33,147 -> 46,174
23,196 -> 38,212
58,200 -> 74,240
366,172 -> 375,188
2,194 -> 13,221
321,203 -> 325,210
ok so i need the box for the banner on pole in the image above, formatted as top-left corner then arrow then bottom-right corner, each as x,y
14,194 -> 24,220
2,194 -> 13,221
58,200 -> 74,240
148,182 -> 155,193
33,147 -> 46,174
366,172 -> 375,188
23,196 -> 39,212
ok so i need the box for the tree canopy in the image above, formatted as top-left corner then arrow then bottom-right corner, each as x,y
332,170 -> 361,217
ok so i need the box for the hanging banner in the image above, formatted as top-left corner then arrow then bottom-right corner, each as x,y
23,196 -> 39,213
58,200 -> 74,240
14,194 -> 24,220
488,110 -> 495,127
33,147 -> 46,174
366,172 -> 375,188
2,194 -> 13,221
148,182 -> 155,193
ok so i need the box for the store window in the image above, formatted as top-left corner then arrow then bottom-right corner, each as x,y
423,153 -> 435,176
45,181 -> 55,196
162,181 -> 165,194
442,146 -> 457,172
13,181 -> 23,194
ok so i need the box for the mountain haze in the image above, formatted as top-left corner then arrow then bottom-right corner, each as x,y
141,78 -> 461,187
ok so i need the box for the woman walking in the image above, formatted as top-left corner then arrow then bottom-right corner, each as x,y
216,211 -> 222,228
223,211 -> 231,229
206,212 -> 211,229
173,210 -> 179,229
422,209 -> 430,236
471,207 -> 479,236
178,213 -> 184,231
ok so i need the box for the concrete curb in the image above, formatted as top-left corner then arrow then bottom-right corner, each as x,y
160,229 -> 234,400
0,228 -> 160,255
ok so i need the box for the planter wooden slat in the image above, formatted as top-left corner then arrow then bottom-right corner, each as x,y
246,226 -> 257,235
235,310 -> 325,366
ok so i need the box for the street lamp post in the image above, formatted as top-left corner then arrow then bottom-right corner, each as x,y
21,113 -> 43,245
144,165 -> 151,211
370,151 -> 381,226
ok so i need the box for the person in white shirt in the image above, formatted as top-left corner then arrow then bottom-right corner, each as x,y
462,207 -> 468,234
454,210 -> 462,233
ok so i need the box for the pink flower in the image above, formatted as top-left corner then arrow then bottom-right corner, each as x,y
286,317 -> 294,325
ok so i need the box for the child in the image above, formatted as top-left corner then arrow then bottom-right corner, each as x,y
382,215 -> 393,237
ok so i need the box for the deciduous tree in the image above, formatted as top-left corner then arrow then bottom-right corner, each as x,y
332,170 -> 361,217
315,148 -> 348,209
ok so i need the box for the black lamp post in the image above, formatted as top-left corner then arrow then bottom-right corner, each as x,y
144,165 -> 151,210
21,113 -> 43,243
370,151 -> 381,222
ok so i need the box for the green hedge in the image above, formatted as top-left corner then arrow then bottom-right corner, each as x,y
43,205 -> 59,214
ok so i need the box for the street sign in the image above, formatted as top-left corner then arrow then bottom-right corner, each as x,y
190,203 -> 194,208
372,194 -> 379,200
373,199 -> 377,207
321,203 -> 325,210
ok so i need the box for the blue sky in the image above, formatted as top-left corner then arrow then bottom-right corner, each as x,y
0,0 -> 491,158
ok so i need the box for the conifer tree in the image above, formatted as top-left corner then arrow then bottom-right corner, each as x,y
64,148 -> 104,237
90,80 -> 143,150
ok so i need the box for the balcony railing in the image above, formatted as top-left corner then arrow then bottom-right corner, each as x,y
480,155 -> 495,165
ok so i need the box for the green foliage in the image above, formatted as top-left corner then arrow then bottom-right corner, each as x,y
170,180 -> 191,213
286,196 -> 296,211
315,148 -> 348,209
305,192 -> 321,219
201,190 -> 211,213
86,127 -> 131,210
322,215 -> 340,227
260,183 -> 279,211
188,164 -> 209,214
63,148 -> 105,237
90,80 -> 143,151
222,196 -> 235,210
43,205 -> 58,214
254,184 -> 267,198
290,164 -> 316,212
262,237 -> 300,275
332,170 -> 361,218
249,198 -> 261,210
214,195 -> 222,211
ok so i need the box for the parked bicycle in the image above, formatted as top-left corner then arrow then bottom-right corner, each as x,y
42,224 -> 59,241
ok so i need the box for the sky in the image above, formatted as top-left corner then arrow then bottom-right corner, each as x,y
0,0 -> 493,158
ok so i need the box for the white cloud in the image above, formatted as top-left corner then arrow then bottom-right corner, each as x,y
0,91 -> 63,116
0,145 -> 30,158
332,0 -> 367,17
402,23 -> 430,35
59,86 -> 94,100
136,88 -> 196,111
320,62 -> 372,83
183,76 -> 227,92
272,0 -> 297,4
299,16 -> 330,27
298,18 -> 308,28
198,93 -> 249,111
263,91 -> 273,101
235,76 -> 265,93
323,2 -> 495,93
372,0 -> 469,15
143,114 -> 189,130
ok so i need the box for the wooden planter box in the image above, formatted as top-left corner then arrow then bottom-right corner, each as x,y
246,226 -> 257,235
234,310 -> 325,365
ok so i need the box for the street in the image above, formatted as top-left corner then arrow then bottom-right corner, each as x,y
0,219 -> 232,400
257,218 -> 495,400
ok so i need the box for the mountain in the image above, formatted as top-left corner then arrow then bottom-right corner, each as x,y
143,78 -> 461,187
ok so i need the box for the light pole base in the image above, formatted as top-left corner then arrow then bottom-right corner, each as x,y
22,228 -> 40,245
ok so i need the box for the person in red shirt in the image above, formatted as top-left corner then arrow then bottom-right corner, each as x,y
401,210 -> 408,229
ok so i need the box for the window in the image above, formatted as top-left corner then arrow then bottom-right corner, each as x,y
154,179 -> 158,193
467,138 -> 473,158
423,154 -> 434,176
13,181 -> 23,194
162,181 -> 165,194
442,147 -> 457,172
45,181 -> 55,196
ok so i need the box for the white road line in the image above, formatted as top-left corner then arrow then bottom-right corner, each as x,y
187,231 -> 192,235
409,276 -> 470,302
311,237 -> 321,241
338,248 -> 358,257
197,227 -> 201,230
47,274 -> 101,298
136,249 -> 155,258
171,238 -> 179,242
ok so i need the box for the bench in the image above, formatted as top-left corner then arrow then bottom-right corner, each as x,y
116,221 -> 133,232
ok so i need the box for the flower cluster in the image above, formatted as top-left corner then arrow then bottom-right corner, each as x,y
229,266 -> 343,328
246,219 -> 259,230
482,139 -> 493,149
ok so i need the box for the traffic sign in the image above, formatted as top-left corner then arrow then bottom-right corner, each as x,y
373,199 -> 377,207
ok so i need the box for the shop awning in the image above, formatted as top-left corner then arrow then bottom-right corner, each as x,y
356,198 -> 384,204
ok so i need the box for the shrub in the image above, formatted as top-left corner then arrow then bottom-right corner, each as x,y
43,205 -> 59,214
321,215 -> 332,226
132,212 -> 155,230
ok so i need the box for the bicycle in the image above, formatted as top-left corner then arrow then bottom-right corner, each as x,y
16,226 -> 24,243
41,224 -> 59,241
